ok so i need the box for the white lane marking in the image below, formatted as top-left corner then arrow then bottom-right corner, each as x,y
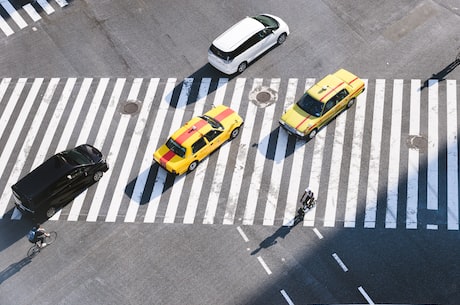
23,4 -> 41,22
427,224 -> 438,230
385,79 -> 403,229
406,79 -> 420,229
264,79 -> 296,226
427,79 -> 438,210
124,78 -> 176,222
283,79 -> 314,225
9,79 -> 58,219
0,78 -> 26,138
163,175 -> 186,223
324,111 -> 347,227
144,78 -> 192,222
244,79 -> 280,225
446,80 -> 459,230
364,79 -> 386,228
280,289 -> 295,305
332,253 -> 349,272
344,79 -> 368,227
203,78 -> 243,224
32,78 -> 77,164
0,78 -> 11,103
68,78 -> 109,221
223,79 -> 262,225
0,15 -> 14,36
1,1 -> 27,29
33,78 -> 77,220
54,0 -> 68,8
105,79 -> 159,222
37,0 -> 55,14
161,79 -> 194,223
312,228 -> 323,240
183,78 -> 211,224
86,78 -> 127,222
236,226 -> 249,242
304,126 -> 326,227
358,286 -> 375,305
257,256 -> 272,275
0,78 -> 48,218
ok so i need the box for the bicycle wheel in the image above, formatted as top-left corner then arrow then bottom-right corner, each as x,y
27,245 -> 40,258
45,231 -> 57,245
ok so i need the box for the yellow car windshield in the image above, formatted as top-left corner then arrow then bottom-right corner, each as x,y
296,93 -> 323,117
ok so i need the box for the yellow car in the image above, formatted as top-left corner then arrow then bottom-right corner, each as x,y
279,68 -> 365,139
154,105 -> 244,175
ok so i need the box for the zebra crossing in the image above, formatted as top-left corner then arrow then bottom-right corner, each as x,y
0,76 -> 458,230
0,0 -> 67,37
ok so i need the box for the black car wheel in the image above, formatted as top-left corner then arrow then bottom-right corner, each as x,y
93,171 -> 103,182
46,206 -> 57,218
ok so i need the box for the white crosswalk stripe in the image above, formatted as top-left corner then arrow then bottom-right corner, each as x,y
0,77 -> 458,231
0,0 -> 66,37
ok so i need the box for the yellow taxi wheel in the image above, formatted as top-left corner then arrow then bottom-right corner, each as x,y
188,161 -> 199,172
308,129 -> 317,139
230,127 -> 240,139
347,98 -> 356,108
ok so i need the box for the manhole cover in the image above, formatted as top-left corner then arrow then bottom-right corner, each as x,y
249,86 -> 278,108
256,91 -> 272,103
406,135 -> 427,152
120,100 -> 141,115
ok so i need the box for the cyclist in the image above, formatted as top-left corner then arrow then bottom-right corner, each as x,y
28,224 -> 50,248
300,187 -> 315,210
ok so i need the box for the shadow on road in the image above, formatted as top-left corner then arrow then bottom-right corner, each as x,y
0,256 -> 31,285
250,223 -> 299,256
420,56 -> 460,90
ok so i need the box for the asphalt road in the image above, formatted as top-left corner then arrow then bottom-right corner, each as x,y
0,0 -> 460,304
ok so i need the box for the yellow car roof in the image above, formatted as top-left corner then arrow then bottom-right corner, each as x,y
170,105 -> 237,148
307,68 -> 360,102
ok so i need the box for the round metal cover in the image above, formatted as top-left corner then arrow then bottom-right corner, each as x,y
249,86 -> 278,108
120,100 -> 141,115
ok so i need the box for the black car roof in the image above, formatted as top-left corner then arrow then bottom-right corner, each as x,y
12,144 -> 100,199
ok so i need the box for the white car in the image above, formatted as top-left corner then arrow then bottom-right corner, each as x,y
208,14 -> 289,75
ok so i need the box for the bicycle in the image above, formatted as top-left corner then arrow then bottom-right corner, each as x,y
292,199 -> 316,226
27,231 -> 57,258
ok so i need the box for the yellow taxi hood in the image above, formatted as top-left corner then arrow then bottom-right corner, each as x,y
281,103 -> 317,132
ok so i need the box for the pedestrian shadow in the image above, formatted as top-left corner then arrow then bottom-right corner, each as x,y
419,57 -> 460,91
0,256 -> 32,285
250,223 -> 299,256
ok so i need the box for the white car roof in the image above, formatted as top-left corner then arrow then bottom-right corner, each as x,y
212,17 -> 265,52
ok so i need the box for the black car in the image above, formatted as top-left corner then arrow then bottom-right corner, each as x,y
12,144 -> 109,218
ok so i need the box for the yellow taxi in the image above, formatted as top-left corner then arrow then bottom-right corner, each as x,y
153,105 -> 244,175
279,68 -> 365,139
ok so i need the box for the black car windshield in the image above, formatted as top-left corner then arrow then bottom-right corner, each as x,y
166,138 -> 186,158
296,94 -> 323,117
200,115 -> 223,129
252,15 -> 279,30
60,149 -> 93,166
